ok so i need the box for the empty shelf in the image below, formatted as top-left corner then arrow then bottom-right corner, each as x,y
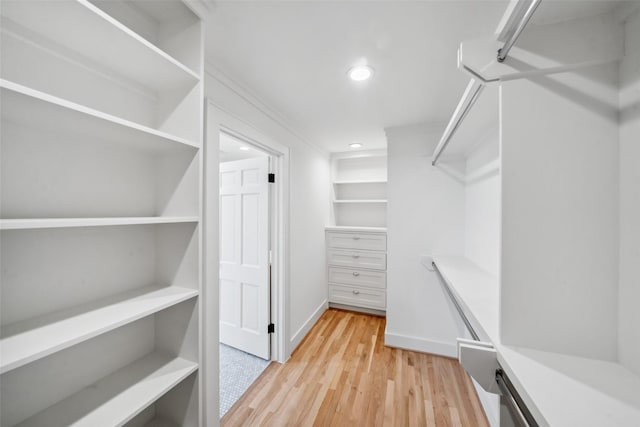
431,256 -> 499,343
1,80 -> 200,151
0,216 -> 199,230
1,0 -> 199,92
0,285 -> 198,374
497,346 -> 640,427
15,352 -> 198,427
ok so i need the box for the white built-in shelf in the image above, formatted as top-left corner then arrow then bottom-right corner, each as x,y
430,256 -> 499,343
0,285 -> 198,374
497,346 -> 640,427
0,216 -> 199,230
332,180 -> 387,185
15,352 -> 198,427
1,0 -> 199,92
0,80 -> 200,151
333,199 -> 387,204
430,257 -> 640,426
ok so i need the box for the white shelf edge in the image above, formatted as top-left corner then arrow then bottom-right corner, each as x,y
0,285 -> 199,374
78,0 -> 201,82
0,216 -> 200,230
332,180 -> 388,185
0,79 -> 200,149
15,352 -> 198,427
333,199 -> 388,204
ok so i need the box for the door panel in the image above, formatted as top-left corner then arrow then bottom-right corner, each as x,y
219,156 -> 270,360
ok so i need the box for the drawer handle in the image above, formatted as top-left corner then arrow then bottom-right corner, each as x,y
352,255 -> 360,259
352,272 -> 360,277
353,236 -> 360,240
353,290 -> 360,295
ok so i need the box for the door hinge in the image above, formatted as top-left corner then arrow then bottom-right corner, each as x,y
268,173 -> 275,183
268,323 -> 275,334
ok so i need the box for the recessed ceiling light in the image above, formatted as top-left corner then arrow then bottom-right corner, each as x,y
349,142 -> 363,149
347,65 -> 374,81
239,146 -> 250,151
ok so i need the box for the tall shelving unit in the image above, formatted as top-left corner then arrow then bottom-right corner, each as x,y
330,150 -> 387,228
327,150 -> 388,314
0,1 -> 205,426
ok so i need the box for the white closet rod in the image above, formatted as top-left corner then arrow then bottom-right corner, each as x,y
497,0 -> 542,62
431,79 -> 485,166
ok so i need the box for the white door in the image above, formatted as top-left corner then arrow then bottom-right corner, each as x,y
219,157 -> 270,360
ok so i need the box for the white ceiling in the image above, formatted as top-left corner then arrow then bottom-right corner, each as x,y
205,1 -> 511,153
220,132 -> 269,162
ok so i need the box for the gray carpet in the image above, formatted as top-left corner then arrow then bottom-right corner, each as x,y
219,344 -> 270,418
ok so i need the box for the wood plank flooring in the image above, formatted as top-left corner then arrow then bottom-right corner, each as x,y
221,308 -> 489,427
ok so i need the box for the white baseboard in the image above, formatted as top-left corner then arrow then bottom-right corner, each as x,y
289,299 -> 328,353
384,328 -> 457,358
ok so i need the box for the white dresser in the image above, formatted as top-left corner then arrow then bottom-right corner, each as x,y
326,227 -> 387,313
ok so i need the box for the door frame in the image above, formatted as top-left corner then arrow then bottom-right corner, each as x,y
206,99 -> 290,364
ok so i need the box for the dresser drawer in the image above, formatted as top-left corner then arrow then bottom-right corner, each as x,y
328,267 -> 386,289
329,284 -> 386,309
326,232 -> 386,251
327,249 -> 386,270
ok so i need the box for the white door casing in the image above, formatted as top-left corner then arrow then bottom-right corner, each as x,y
219,157 -> 270,360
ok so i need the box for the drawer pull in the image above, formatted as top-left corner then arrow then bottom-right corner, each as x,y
352,255 -> 360,259
353,290 -> 360,295
352,236 -> 360,240
352,272 -> 360,277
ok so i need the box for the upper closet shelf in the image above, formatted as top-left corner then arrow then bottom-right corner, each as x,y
15,352 -> 198,427
1,0 -> 199,92
0,285 -> 198,374
0,80 -> 200,150
0,216 -> 200,230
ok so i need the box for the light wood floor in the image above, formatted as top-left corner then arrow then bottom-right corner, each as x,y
222,309 -> 489,427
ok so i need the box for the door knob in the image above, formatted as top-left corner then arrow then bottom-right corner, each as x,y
352,272 -> 360,277
353,290 -> 360,295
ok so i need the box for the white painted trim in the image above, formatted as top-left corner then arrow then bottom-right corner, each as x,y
328,303 -> 385,317
208,103 -> 291,364
384,329 -> 457,358
290,299 -> 328,352
204,61 -> 327,157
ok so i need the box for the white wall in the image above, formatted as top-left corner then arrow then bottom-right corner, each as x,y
500,63 -> 620,361
464,131 -> 500,276
205,67 -> 331,357
384,123 -> 466,357
618,7 -> 640,376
